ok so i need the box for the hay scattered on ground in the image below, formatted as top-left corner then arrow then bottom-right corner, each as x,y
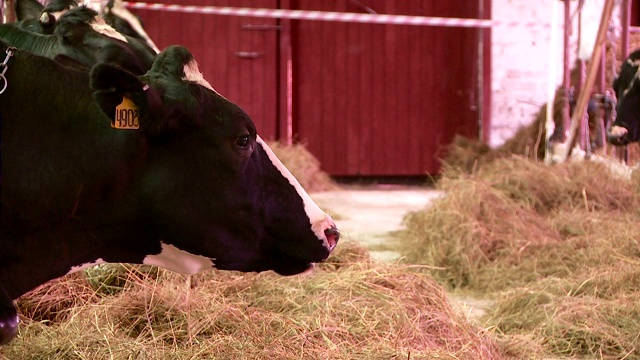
398,155 -> 640,359
2,242 -> 513,360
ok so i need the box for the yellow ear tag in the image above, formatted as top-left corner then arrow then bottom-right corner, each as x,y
113,95 -> 140,129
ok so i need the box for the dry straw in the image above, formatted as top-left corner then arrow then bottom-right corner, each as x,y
268,141 -> 339,192
398,155 -> 640,359
3,243 -> 511,359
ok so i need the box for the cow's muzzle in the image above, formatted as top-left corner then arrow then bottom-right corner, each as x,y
324,226 -> 340,251
606,125 -> 630,146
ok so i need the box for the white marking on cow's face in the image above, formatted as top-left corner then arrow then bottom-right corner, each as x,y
90,17 -> 128,43
143,242 -> 215,274
183,59 -> 214,91
256,136 -> 336,250
67,258 -> 106,274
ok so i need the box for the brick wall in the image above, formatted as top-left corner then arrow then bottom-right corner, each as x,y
489,0 -> 618,147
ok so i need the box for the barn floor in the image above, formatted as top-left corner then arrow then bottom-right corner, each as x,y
310,184 -> 441,263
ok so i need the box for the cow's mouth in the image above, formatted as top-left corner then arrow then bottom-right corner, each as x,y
271,246 -> 330,276
273,261 -> 317,276
606,125 -> 630,145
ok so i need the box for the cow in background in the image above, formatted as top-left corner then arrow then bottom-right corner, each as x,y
6,0 -> 159,52
13,0 -> 77,34
0,6 -> 156,74
607,49 -> 640,145
101,0 -> 159,53
0,41 -> 339,345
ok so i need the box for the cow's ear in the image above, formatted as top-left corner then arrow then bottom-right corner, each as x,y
90,62 -> 164,133
16,0 -> 44,21
149,45 -> 194,78
55,7 -> 99,45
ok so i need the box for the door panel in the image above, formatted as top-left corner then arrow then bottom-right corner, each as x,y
290,0 -> 483,176
135,0 -> 280,140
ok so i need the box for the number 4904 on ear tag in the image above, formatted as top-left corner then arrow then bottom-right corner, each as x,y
113,96 -> 140,129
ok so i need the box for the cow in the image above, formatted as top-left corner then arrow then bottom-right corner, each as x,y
101,0 -> 160,53
11,0 -> 160,53
12,0 -> 80,35
0,6 -> 156,74
607,49 -> 640,145
0,41 -> 340,345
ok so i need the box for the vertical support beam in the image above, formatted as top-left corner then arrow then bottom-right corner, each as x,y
622,0 -> 631,60
562,0 -> 571,139
278,0 -> 294,145
480,0 -> 492,144
4,0 -> 14,23
544,1 -> 559,163
620,0 -> 632,162
559,0 -> 616,162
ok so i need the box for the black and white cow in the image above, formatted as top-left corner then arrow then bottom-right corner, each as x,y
11,0 -> 160,53
101,0 -> 160,53
0,6 -> 156,74
0,41 -> 339,344
607,49 -> 640,145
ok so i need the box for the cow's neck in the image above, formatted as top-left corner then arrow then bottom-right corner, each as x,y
0,222 -> 160,299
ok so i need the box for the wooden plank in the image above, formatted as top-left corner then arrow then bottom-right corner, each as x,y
293,5 -> 326,169
411,0 -> 431,174
288,0 -> 484,176
345,12 -> 361,174
369,3 -> 386,176
382,1 -> 397,175
560,0 -> 616,161
357,18 -> 374,175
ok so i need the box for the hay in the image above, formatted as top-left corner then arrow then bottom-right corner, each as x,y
487,264 -> 640,359
2,242 -> 514,359
400,156 -> 640,292
399,155 -> 640,358
268,141 -> 338,192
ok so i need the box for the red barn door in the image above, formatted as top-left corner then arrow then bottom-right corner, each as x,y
289,1 -> 486,176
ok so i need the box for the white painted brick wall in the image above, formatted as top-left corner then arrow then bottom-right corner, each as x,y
489,0 -> 617,147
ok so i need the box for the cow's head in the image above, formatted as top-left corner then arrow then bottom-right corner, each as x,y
608,51 -> 640,146
53,6 -> 156,74
90,45 -> 339,276
13,0 -> 78,35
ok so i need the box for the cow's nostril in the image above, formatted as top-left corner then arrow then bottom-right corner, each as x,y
324,227 -> 340,250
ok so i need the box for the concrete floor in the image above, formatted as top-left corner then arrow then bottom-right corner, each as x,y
311,184 -> 442,262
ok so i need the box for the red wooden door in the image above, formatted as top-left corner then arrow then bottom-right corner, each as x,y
289,1 -> 485,176
134,0 -> 280,140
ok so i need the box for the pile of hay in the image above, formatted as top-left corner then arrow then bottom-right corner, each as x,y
398,155 -> 640,358
268,141 -> 338,192
2,243 -> 514,359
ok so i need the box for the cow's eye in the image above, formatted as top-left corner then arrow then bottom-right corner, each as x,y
235,135 -> 250,148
